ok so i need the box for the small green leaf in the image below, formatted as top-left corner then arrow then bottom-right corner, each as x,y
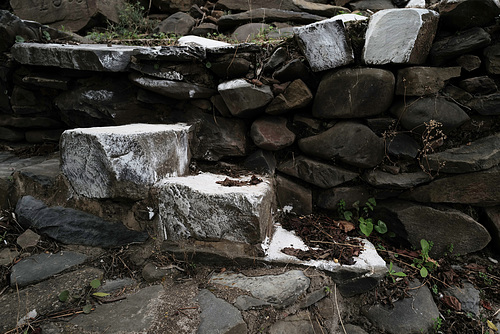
59,290 -> 70,302
393,272 -> 407,277
374,220 -> 388,234
90,279 -> 101,289
83,304 -> 93,314
15,35 -> 25,43
421,239 -> 430,254
343,211 -> 353,221
420,266 -> 428,278
359,218 -> 373,237
92,292 -> 110,297
389,261 -> 393,272
43,30 -> 51,41
205,61 -> 212,69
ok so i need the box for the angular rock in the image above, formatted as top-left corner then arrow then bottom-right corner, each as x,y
16,229 -> 40,249
366,117 -> 397,135
156,173 -> 273,243
18,71 -> 71,90
293,18 -> 354,72
313,68 -> 394,118
153,0 -> 203,13
10,0 -> 121,32
129,72 -> 215,100
363,9 -> 439,65
377,200 -> 491,256
218,8 -> 325,29
155,12 -> 195,36
142,263 -> 182,282
403,167 -> 500,207
458,76 -> 497,95
276,175 -> 312,215
61,124 -> 191,199
215,0 -> 301,13
0,10 -> 39,52
316,186 -> 371,210
444,282 -> 480,316
269,312 -> 320,334
363,280 -> 439,334
264,47 -> 288,73
209,55 -> 253,79
0,248 -> 19,266
350,0 -> 395,10
0,114 -> 63,129
218,79 -> 273,118
0,126 -> 24,141
468,93 -> 500,116
344,324 -> 369,334
364,170 -> 432,189
210,270 -> 310,308
232,23 -> 271,42
15,196 -> 149,247
438,0 -> 500,31
235,295 -> 271,310
278,156 -> 358,189
250,116 -> 296,151
25,129 -> 64,143
298,121 -> 385,168
430,27 -> 491,65
10,251 -> 87,287
197,289 -> 247,334
70,285 -> 165,333
11,85 -> 52,116
395,66 -> 462,96
274,59 -> 316,86
456,54 -> 481,72
266,79 -> 313,114
244,150 -> 277,174
390,97 -> 469,133
385,133 -> 420,159
11,43 -> 146,72
484,44 -> 500,75
191,23 -> 218,36
292,0 -> 348,17
424,133 -> 500,173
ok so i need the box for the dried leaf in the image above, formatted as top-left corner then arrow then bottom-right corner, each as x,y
487,320 -> 498,331
338,220 -> 356,233
481,300 -> 493,311
442,295 -> 462,311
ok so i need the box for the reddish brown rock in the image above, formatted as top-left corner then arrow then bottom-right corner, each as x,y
250,117 -> 296,151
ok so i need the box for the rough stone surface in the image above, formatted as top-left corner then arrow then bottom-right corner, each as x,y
276,175 -> 312,215
364,170 -> 432,189
293,18 -> 354,72
385,133 -> 420,159
438,0 -> 500,31
403,167 -> 500,206
457,54 -> 481,72
61,124 -> 191,199
396,66 -> 462,96
268,312 -> 319,334
444,282 -> 480,316
313,67 -> 394,118
250,116 -> 296,151
218,8 -> 325,29
15,196 -> 149,247
153,0 -> 204,13
424,133 -> 500,173
10,251 -> 87,287
156,173 -> 273,243
430,27 -> 492,65
484,44 -> 500,75
468,93 -> 500,116
363,8 -> 439,65
215,0 -> 301,13
197,289 -> 247,334
278,156 -> 358,188
459,76 -> 497,95
317,186 -> 371,210
298,121 -> 385,168
232,23 -> 271,42
244,150 -> 277,175
155,12 -> 195,36
363,280 -> 439,334
266,79 -> 313,114
210,270 -> 310,308
484,207 -> 500,252
218,79 -> 274,118
0,248 -> 19,266
376,200 -> 491,256
390,97 -> 469,133
16,228 -> 40,249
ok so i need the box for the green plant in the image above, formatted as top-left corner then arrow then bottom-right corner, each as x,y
337,198 -> 388,237
387,261 -> 407,283
433,317 -> 443,333
58,278 -> 109,314
15,35 -> 25,43
412,239 -> 437,278
431,284 -> 438,295
42,30 -> 51,41
479,272 -> 493,285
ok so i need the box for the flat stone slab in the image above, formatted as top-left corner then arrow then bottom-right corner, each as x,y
218,8 -> 325,28
197,289 -> 247,334
156,173 -> 273,243
210,270 -> 310,308
11,251 -> 87,287
61,123 -> 191,199
293,17 -> 354,72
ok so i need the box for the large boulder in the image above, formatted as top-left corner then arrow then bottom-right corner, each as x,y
155,12 -> 196,36
298,121 -> 385,168
61,124 -> 191,200
313,68 -> 394,118
363,8 -> 439,65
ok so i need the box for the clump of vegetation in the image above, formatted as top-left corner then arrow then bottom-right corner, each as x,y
337,198 -> 388,237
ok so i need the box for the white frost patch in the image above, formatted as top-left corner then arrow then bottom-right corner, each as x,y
68,123 -> 190,136
282,205 -> 293,213
178,35 -> 231,49
82,90 -> 114,102
189,89 -> 195,98
218,79 -> 252,91
17,309 -> 37,326
406,0 -> 426,8
331,14 -> 368,23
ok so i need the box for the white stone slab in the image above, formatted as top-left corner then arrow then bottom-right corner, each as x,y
178,35 -> 231,49
156,173 -> 273,244
331,14 -> 368,23
61,123 -> 191,199
293,18 -> 354,72
363,9 -> 439,65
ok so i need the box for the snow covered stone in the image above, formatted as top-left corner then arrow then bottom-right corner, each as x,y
61,124 -> 191,200
363,9 -> 439,65
156,173 -> 273,243
293,18 -> 354,72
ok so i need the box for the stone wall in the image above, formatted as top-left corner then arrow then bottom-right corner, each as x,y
1,1 -> 500,256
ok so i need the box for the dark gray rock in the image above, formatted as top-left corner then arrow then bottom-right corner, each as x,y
234,295 -> 271,310
274,59 -> 315,86
366,117 -> 397,135
298,121 -> 385,168
444,282 -> 480,316
0,126 -> 24,141
0,10 -> 38,52
299,288 -> 328,308
191,23 -> 218,36
232,23 -> 271,42
363,280 -> 439,334
25,129 -> 64,143
251,116 -> 295,151
197,289 -> 247,334
215,0 -> 301,13
364,170 -> 432,189
424,133 -> 500,173
142,263 -> 182,282
155,12 -> 195,36
209,54 -> 253,79
278,156 -> 358,189
15,196 -> 149,247
484,44 -> 500,75
313,67 -> 394,118
468,93 -> 500,116
403,167 -> 500,207
0,114 -> 63,129
218,8 -> 325,29
10,251 -> 87,287
377,200 -> 491,256
363,8 -> 439,65
390,97 -> 470,133
266,79 -> 313,115
484,207 -> 500,252
276,175 -> 312,215
316,186 -> 371,210
438,0 -> 500,31
218,79 -> 273,118
294,18 -> 354,72
430,27 -> 492,66
442,84 -> 473,105
244,150 -> 276,174
17,71 -> 71,90
456,54 -> 481,72
458,76 -> 497,95
350,0 -> 395,10
385,133 -> 420,159
344,324 -> 369,334
11,85 -> 53,116
395,66 -> 461,96
264,47 -> 288,73
99,277 -> 136,293
153,0 -> 204,13
269,312 -> 319,334
292,0 -> 349,17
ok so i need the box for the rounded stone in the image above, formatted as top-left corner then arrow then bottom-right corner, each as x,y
250,116 -> 296,151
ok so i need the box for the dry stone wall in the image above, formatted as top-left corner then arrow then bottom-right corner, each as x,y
1,0 -> 500,256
